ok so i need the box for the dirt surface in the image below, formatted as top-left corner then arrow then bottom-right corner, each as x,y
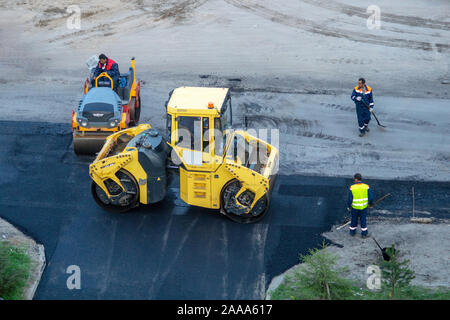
0,218 -> 46,300
324,219 -> 450,288
267,218 -> 450,299
0,0 -> 449,181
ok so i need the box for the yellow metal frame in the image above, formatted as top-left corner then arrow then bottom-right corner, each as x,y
223,130 -> 278,213
167,95 -> 278,212
89,124 -> 151,204
95,72 -> 114,89
128,58 -> 137,106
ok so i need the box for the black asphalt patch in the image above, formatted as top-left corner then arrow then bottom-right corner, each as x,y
0,121 -> 448,299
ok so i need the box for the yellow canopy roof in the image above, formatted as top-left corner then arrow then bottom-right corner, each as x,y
167,87 -> 229,112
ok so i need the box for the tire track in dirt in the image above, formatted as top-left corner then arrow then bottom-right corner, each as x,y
319,102 -> 440,126
244,114 -> 353,144
300,0 -> 450,31
318,102 -> 392,118
224,0 -> 449,52
197,75 -> 338,95
46,0 -> 209,43
320,102 -> 354,112
150,0 -> 209,21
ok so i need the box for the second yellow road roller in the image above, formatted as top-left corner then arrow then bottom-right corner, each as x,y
71,57 -> 142,154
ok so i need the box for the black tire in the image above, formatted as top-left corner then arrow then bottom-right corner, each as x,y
129,96 -> 141,126
129,97 -> 136,126
134,96 -> 141,124
221,179 -> 269,224
91,169 -> 139,213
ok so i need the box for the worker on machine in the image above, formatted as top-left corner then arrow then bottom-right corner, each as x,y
347,173 -> 374,237
351,78 -> 374,137
92,53 -> 120,92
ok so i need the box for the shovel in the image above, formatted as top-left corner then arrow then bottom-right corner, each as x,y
361,99 -> 387,128
372,237 -> 394,261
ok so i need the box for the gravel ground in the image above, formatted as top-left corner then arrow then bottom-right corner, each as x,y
0,0 -> 449,181
324,219 -> 450,288
266,218 -> 450,298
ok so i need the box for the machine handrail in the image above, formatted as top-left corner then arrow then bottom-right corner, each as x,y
95,72 -> 114,89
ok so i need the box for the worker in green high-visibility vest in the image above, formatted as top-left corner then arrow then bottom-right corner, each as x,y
347,173 -> 374,237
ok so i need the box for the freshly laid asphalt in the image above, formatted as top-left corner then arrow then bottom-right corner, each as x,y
0,120 -> 448,299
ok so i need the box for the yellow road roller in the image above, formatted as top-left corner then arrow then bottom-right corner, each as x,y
71,57 -> 141,155
89,87 -> 278,223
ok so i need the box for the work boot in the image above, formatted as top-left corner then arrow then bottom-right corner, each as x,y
365,126 -> 370,132
361,232 -> 369,238
359,132 -> 365,137
349,230 -> 356,237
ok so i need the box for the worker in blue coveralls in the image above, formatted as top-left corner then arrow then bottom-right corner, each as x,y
351,78 -> 374,137
347,173 -> 374,238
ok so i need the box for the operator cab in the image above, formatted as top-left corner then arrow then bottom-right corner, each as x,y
165,87 -> 232,168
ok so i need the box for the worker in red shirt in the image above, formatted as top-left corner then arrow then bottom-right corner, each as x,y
92,53 -> 120,92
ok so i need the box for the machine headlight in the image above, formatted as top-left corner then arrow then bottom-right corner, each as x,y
81,120 -> 88,127
109,120 -> 117,127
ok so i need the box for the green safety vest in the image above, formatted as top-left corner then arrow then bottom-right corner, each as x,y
350,183 -> 369,210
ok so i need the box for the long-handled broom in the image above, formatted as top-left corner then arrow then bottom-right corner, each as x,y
336,193 -> 391,230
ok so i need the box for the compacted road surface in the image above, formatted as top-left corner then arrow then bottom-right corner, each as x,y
0,121 -> 448,299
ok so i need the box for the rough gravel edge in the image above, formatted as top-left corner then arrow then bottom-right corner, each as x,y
266,217 -> 450,300
0,218 -> 46,300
